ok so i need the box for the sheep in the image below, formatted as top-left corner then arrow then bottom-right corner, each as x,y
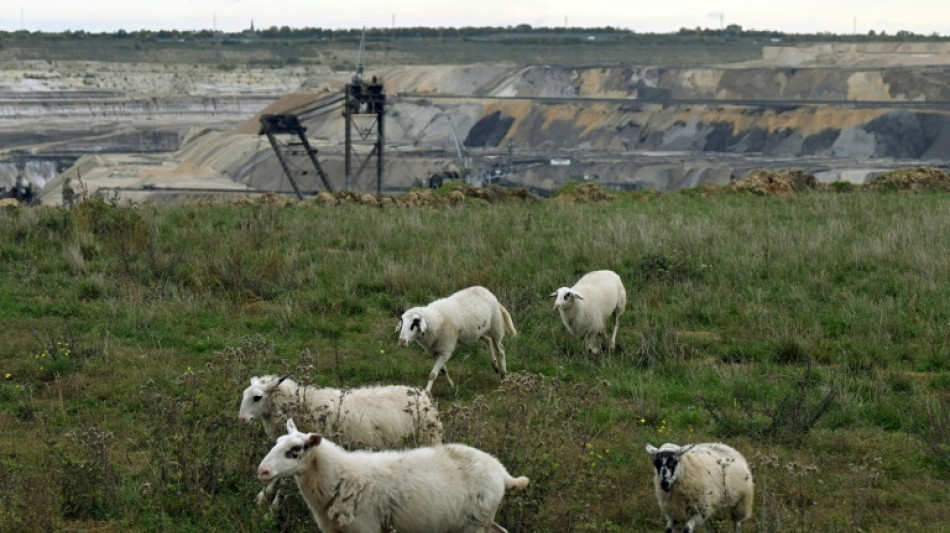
238,375 -> 443,506
549,270 -> 626,356
645,442 -> 754,533
257,418 -> 530,533
397,285 -> 517,392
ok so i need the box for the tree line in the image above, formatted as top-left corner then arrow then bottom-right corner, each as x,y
0,24 -> 946,45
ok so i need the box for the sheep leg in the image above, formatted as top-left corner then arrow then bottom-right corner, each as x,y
585,333 -> 600,355
440,365 -> 455,388
255,478 -> 282,507
663,516 -> 674,533
683,511 -> 704,533
494,337 -> 508,377
426,353 -> 454,392
608,311 -> 621,355
481,334 -> 505,376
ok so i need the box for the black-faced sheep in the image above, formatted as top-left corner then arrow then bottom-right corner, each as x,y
645,442 -> 754,533
550,269 -> 626,356
257,418 -> 530,533
397,285 -> 517,392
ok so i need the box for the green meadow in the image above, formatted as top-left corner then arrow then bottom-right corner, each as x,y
0,186 -> 948,532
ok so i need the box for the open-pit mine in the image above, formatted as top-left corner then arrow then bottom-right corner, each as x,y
2,41 -> 949,204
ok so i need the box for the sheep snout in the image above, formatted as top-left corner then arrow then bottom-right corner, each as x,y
258,468 -> 273,483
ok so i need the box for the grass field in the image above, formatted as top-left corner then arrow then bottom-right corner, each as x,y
0,186 -> 948,532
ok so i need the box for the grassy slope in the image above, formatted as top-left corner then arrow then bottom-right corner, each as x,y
0,190 -> 948,532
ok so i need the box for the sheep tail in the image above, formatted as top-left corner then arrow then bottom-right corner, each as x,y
505,475 -> 530,490
500,305 -> 517,337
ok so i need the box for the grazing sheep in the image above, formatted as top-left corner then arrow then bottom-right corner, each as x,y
238,375 -> 443,445
397,285 -> 517,392
257,418 -> 530,533
645,442 -> 754,533
239,375 -> 443,505
549,270 -> 626,356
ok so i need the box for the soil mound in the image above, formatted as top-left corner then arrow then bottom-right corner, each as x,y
730,169 -> 822,196
552,183 -> 617,203
308,185 -> 539,208
866,167 -> 950,192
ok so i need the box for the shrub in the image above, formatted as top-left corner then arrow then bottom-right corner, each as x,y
705,362 -> 837,444
633,247 -> 709,284
54,426 -> 118,520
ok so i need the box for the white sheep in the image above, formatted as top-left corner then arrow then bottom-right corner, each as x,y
397,285 -> 517,392
549,269 -> 626,356
258,418 -> 530,533
645,442 -> 754,533
239,375 -> 443,505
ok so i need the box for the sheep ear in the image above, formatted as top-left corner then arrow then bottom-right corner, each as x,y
573,292 -> 585,300
645,444 -> 659,455
394,318 -> 403,334
677,444 -> 695,456
307,434 -> 322,447
548,291 -> 558,298
264,377 -> 285,392
286,418 -> 298,433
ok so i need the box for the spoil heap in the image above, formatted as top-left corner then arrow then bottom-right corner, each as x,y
730,169 -> 822,196
866,167 -> 950,192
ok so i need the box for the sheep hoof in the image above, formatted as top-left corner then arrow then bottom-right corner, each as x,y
255,491 -> 267,506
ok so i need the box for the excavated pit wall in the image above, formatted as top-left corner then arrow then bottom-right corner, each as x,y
5,43 -> 950,201
0,60 -> 327,189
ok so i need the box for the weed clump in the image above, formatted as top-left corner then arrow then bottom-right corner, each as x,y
704,362 -> 837,444
918,399 -> 950,473
54,426 -> 118,520
633,247 -> 709,284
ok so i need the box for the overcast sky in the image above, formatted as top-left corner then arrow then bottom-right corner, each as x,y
3,1 -> 948,36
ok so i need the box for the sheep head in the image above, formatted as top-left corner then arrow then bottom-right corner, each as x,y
645,443 -> 694,492
549,287 -> 584,311
397,310 -> 427,347
238,375 -> 286,424
257,418 -> 322,483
